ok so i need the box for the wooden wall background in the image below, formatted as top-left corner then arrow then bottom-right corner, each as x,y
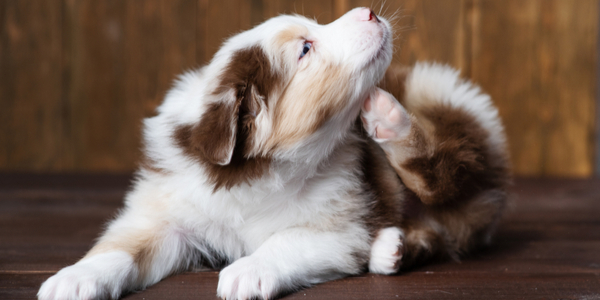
1,0 -> 598,176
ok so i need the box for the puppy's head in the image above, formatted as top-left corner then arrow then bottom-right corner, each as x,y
179,8 -> 392,188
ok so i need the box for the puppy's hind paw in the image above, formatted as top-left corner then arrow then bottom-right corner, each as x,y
369,227 -> 404,275
361,88 -> 412,142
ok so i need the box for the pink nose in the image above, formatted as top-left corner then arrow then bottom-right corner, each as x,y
358,8 -> 379,22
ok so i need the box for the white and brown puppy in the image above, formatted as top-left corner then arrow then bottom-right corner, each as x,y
38,8 -> 509,300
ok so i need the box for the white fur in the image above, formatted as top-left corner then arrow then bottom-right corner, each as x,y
406,63 -> 508,156
37,252 -> 137,300
369,227 -> 404,275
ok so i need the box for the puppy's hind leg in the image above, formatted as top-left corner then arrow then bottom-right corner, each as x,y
364,64 -> 511,267
361,87 -> 434,202
370,64 -> 510,206
38,195 -> 194,300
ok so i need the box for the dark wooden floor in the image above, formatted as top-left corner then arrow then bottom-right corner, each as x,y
1,174 -> 599,300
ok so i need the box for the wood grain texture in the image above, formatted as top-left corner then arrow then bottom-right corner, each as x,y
1,175 -> 599,299
471,0 -> 598,177
64,0 -> 197,171
264,0 -> 335,23
198,0 -> 253,64
0,0 -> 65,171
0,0 -> 598,175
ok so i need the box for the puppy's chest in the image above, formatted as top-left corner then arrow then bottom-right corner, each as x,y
205,173 -> 366,250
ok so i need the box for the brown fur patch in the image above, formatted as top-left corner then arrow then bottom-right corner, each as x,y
356,122 -> 405,236
381,117 -> 432,197
398,219 -> 449,270
173,46 -> 279,191
376,64 -> 509,206
175,123 -> 271,191
184,101 -> 240,165
402,105 -> 509,206
398,188 -> 507,270
213,46 -> 281,103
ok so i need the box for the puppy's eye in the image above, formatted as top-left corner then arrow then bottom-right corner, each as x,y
299,41 -> 312,59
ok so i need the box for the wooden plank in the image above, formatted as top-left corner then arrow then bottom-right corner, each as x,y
0,0 -> 65,171
196,0 -> 208,65
198,0 -> 336,68
198,0 -> 253,64
472,0 -> 598,177
1,176 -> 600,299
0,172 -> 132,189
394,0 -> 470,71
1,1 -> 598,176
333,0 -> 349,19
2,267 -> 600,300
2,177 -> 599,273
64,0 -> 197,172
598,0 -> 600,177
540,1 -> 597,176
597,34 -> 600,177
264,0 -> 335,23
139,272 -> 600,300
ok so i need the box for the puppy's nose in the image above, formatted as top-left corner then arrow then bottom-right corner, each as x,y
358,8 -> 380,23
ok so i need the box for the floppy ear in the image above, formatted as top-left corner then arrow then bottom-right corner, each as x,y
191,83 -> 265,166
187,46 -> 276,166
192,89 -> 242,166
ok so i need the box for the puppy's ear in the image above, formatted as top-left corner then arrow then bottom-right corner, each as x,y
193,83 -> 265,166
184,46 -> 276,166
194,89 -> 242,165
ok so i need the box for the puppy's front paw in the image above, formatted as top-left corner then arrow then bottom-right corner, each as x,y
217,256 -> 278,300
38,264 -> 107,300
361,88 -> 411,142
38,252 -> 134,300
369,227 -> 404,275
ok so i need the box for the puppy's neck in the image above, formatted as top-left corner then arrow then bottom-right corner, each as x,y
267,124 -> 363,190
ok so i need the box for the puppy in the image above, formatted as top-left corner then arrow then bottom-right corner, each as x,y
38,8 -> 509,300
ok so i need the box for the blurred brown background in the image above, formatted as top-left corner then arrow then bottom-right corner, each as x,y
1,0 -> 598,177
